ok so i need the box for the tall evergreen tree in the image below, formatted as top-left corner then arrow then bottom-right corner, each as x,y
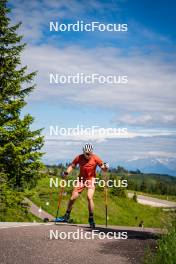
0,0 -> 44,190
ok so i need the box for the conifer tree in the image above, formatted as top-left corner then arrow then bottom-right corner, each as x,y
0,0 -> 44,190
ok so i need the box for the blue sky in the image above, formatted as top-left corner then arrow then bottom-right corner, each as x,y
8,0 -> 176,166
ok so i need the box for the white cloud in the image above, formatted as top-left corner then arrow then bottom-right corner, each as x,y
8,0 -> 176,164
114,114 -> 176,127
20,44 -> 176,129
43,135 -> 176,163
44,126 -> 175,142
9,0 -> 121,43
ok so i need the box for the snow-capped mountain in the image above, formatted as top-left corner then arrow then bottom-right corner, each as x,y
43,156 -> 176,177
118,158 -> 176,176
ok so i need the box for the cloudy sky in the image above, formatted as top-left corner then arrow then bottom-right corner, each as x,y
8,0 -> 176,166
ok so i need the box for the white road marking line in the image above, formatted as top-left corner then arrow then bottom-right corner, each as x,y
0,223 -> 53,229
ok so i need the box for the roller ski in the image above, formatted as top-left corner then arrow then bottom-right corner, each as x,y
55,212 -> 73,223
43,212 -> 73,223
55,216 -> 73,223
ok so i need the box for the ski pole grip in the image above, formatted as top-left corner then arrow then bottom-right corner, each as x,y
103,162 -> 109,169
61,171 -> 68,178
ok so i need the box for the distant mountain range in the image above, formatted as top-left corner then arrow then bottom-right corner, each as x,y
117,158 -> 176,176
43,157 -> 176,177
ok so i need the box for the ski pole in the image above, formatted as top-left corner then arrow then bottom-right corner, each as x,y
55,172 -> 67,222
105,179 -> 108,227
103,169 -> 108,228
55,186 -> 65,220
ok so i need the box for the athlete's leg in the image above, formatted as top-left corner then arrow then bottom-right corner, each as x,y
57,188 -> 82,222
67,190 -> 79,212
87,187 -> 95,227
65,182 -> 84,216
87,188 -> 95,214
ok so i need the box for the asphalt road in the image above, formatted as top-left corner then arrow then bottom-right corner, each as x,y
0,223 -> 158,264
127,192 -> 176,207
24,198 -> 54,221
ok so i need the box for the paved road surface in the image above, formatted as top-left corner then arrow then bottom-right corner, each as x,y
0,222 -> 158,264
7,194 -> 169,264
24,198 -> 54,221
127,192 -> 176,207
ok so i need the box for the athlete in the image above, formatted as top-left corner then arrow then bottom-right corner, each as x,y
58,143 -> 109,228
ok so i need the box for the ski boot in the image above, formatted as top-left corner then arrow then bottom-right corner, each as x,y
89,217 -> 95,228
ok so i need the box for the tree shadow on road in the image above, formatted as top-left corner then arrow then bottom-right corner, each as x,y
83,226 -> 157,264
83,226 -> 159,240
53,224 -> 158,263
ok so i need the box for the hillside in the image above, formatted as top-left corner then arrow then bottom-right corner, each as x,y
26,175 -> 174,228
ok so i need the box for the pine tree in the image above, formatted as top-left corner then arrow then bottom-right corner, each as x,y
0,0 -> 44,190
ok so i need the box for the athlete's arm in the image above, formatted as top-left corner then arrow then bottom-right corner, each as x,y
62,164 -> 74,177
95,155 -> 109,171
63,155 -> 79,176
66,165 -> 74,173
100,162 -> 109,171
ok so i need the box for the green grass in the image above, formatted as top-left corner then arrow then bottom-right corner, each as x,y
26,176 -> 170,228
24,212 -> 42,222
0,209 -> 42,222
144,219 -> 176,264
